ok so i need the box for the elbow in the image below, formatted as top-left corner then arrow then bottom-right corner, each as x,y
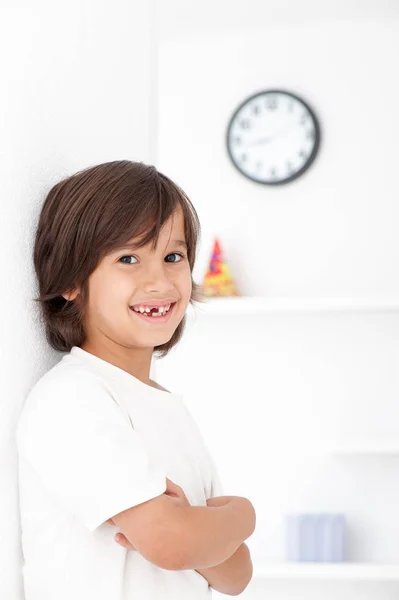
230,556 -> 254,596
234,560 -> 254,596
231,579 -> 252,597
229,581 -> 252,596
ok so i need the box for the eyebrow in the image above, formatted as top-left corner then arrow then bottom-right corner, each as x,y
114,239 -> 188,252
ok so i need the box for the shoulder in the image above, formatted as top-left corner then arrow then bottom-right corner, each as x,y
24,362 -> 110,410
16,362 -> 122,444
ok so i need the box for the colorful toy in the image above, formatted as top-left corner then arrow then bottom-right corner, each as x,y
202,238 -> 239,297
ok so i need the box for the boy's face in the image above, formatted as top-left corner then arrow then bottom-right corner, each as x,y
65,205 -> 192,352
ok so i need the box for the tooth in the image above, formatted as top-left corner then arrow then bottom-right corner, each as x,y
131,304 -> 172,315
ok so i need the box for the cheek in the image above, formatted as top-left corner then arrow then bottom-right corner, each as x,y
91,296 -> 115,321
90,278 -> 129,317
98,270 -> 133,299
178,268 -> 192,298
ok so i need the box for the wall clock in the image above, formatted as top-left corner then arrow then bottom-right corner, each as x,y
226,89 -> 321,185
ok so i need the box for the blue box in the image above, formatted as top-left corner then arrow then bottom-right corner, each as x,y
285,513 -> 345,562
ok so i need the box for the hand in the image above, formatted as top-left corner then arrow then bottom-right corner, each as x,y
206,495 -> 233,507
109,477 -> 190,551
164,477 -> 191,509
106,516 -> 137,551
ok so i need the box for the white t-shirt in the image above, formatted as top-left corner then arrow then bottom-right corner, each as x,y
16,346 -> 224,600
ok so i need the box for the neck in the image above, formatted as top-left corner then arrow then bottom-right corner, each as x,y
80,340 -> 154,385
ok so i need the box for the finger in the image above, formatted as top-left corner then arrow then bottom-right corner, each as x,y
115,533 -> 135,550
115,533 -> 127,546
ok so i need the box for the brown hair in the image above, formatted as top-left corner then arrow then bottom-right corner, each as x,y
33,160 -> 205,358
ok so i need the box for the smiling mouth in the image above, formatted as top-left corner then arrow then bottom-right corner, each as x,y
129,302 -> 177,322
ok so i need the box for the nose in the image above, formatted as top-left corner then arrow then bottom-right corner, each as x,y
142,261 -> 175,294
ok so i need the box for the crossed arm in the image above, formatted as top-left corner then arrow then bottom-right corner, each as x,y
112,494 -> 255,596
193,494 -> 253,595
195,541 -> 253,596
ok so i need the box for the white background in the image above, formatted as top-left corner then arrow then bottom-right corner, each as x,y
154,1 -> 399,598
1,1 -> 399,598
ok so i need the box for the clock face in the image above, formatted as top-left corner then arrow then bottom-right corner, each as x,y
226,90 -> 320,185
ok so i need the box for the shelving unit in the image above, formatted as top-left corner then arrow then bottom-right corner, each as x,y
188,296 -> 399,315
183,295 -> 399,587
252,562 -> 399,581
325,441 -> 399,456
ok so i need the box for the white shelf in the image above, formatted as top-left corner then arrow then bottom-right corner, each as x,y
326,441 -> 399,456
188,296 -> 399,315
253,562 -> 399,581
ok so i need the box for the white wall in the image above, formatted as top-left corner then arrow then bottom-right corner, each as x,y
156,18 -> 399,298
0,1 -> 155,597
154,2 -> 399,598
2,1 -> 399,599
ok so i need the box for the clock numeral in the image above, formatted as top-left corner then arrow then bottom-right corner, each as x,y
300,113 -> 308,125
227,93 -> 320,183
306,129 -> 315,141
266,96 -> 278,110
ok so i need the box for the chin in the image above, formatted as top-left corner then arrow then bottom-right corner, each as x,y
143,329 -> 177,346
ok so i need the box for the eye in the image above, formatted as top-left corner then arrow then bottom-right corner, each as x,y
119,253 -> 186,265
119,255 -> 138,265
165,253 -> 185,263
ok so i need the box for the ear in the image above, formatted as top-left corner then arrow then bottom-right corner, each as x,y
62,288 -> 80,302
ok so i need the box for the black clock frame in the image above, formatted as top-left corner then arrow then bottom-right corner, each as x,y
226,89 -> 321,186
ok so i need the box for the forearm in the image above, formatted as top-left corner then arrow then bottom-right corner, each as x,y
178,496 -> 256,570
196,542 -> 253,596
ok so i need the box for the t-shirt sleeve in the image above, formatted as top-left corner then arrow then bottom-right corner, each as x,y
181,403 -> 224,499
16,371 -> 167,532
206,451 -> 224,499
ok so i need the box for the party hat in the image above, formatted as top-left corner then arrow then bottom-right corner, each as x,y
202,238 -> 239,297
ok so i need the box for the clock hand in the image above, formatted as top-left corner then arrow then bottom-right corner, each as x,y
247,135 -> 274,147
246,123 -> 298,148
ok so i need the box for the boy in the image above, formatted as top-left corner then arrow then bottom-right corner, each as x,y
16,160 -> 256,599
